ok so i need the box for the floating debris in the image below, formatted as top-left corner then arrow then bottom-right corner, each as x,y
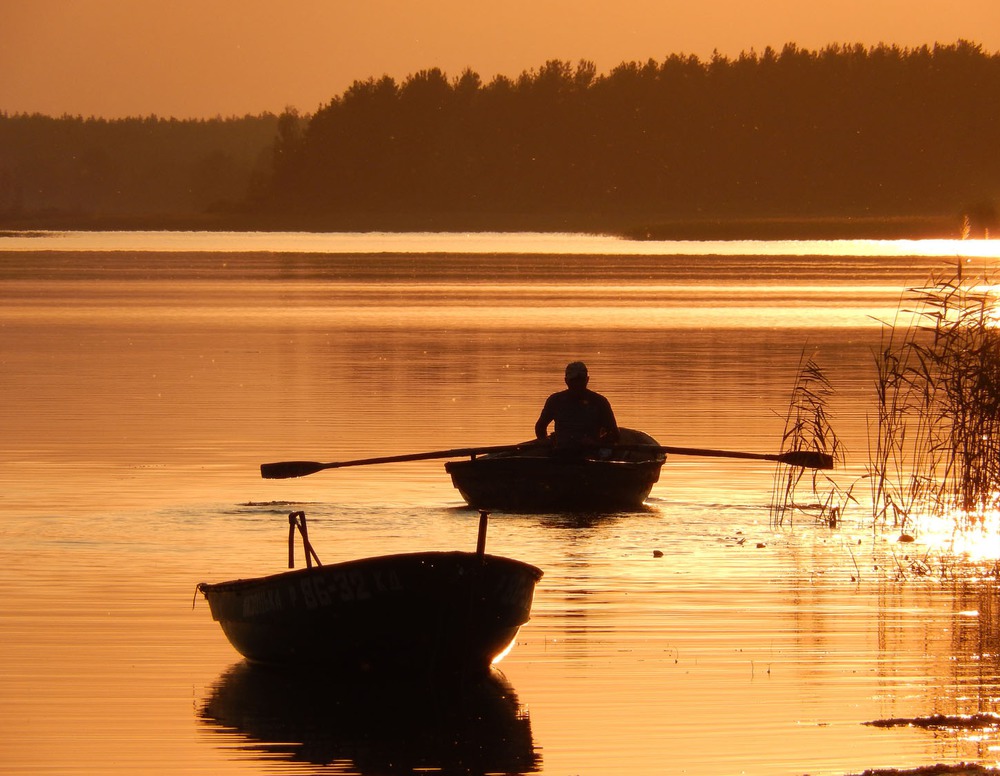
864,713 -> 1000,730
847,763 -> 1000,776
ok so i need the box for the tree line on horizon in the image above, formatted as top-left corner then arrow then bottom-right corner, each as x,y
261,41 -> 999,229
2,41 -> 998,231
0,113 -> 279,222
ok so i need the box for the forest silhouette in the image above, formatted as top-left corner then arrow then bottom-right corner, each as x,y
2,41 -> 998,236
0,113 -> 279,227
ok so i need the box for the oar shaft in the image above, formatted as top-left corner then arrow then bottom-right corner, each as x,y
620,444 -> 833,469
319,444 -> 526,469
660,445 -> 781,462
261,443 -> 527,479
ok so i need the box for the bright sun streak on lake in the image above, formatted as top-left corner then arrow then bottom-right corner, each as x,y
3,230 -> 1000,258
908,506 -> 1000,563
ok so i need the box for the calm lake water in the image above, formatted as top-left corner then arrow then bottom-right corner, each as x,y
4,230 -> 1000,775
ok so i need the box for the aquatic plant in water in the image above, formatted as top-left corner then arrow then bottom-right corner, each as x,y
869,265 -> 1000,538
770,355 -> 848,527
775,264 -> 1000,551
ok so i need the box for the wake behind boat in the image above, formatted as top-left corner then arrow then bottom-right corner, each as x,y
445,428 -> 666,512
198,511 -> 542,675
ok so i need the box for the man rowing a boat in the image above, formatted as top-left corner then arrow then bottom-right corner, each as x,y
535,361 -> 620,451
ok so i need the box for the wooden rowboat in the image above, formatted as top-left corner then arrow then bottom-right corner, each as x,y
444,427 -> 666,512
198,511 -> 542,674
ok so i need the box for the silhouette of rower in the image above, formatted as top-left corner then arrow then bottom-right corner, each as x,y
534,361 -> 620,451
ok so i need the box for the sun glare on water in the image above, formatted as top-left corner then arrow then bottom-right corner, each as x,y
906,503 -> 1000,563
3,231 -> 1000,258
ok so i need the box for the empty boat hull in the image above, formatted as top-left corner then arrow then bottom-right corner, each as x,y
198,551 -> 542,674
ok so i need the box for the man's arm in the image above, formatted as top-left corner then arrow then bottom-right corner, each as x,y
535,396 -> 555,439
600,396 -> 620,443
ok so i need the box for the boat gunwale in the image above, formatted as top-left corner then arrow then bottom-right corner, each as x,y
197,550 -> 543,594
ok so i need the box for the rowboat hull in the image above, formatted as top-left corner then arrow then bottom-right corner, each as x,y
198,550 -> 542,674
446,455 -> 663,511
445,427 -> 666,512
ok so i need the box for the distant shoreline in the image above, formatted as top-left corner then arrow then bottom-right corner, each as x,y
0,211 -> 974,241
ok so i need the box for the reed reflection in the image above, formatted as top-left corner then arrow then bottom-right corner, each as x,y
200,662 -> 540,775
858,578 -> 1000,764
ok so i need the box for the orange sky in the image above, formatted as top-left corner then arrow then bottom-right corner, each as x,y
3,0 -> 999,119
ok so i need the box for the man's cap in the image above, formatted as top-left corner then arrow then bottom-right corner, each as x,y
565,361 -> 588,379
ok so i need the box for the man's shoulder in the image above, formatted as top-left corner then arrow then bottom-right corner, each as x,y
547,388 -> 610,405
542,390 -> 567,407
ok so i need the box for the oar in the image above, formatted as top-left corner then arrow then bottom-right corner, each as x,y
260,444 -> 527,479
626,444 -> 834,469
262,441 -> 833,479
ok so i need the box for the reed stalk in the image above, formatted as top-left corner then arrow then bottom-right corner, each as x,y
770,354 -> 847,526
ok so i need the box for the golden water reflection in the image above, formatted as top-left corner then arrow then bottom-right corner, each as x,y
200,663 -> 538,774
6,236 -> 1000,774
3,230 -> 1000,259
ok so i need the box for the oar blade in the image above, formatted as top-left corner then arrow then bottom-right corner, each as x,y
777,450 -> 835,469
260,461 -> 328,479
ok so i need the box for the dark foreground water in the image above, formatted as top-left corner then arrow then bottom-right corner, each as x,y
3,231 -> 1000,775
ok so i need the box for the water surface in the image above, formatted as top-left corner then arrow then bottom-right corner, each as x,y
3,231 -> 1000,775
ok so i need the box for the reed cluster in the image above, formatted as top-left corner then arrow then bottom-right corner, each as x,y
869,267 -> 1000,530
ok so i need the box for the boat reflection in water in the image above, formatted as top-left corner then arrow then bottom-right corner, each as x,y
199,660 -> 540,775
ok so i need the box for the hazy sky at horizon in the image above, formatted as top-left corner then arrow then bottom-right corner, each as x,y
3,1 -> 999,119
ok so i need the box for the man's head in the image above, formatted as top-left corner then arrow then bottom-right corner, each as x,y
564,361 -> 589,389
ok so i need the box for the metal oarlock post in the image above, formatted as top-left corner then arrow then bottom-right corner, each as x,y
287,511 -> 322,568
476,510 -> 489,557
